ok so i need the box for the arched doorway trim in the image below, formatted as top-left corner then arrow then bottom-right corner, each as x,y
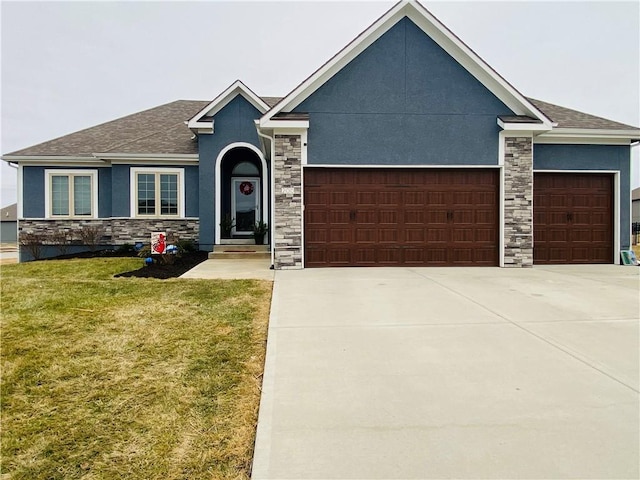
215,142 -> 268,244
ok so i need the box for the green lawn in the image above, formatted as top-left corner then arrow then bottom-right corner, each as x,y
0,258 -> 272,479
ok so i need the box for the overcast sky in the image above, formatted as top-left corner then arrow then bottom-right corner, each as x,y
1,0 -> 639,208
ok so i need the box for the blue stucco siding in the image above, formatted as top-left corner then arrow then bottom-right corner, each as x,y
295,17 -> 514,165
22,167 -> 45,218
22,166 -> 112,218
533,143 -> 632,250
197,94 -> 264,250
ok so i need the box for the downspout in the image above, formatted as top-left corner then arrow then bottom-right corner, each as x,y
255,123 -> 276,268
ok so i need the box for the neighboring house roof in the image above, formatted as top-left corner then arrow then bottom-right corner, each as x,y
0,203 -> 17,222
632,187 -> 640,202
527,98 -> 638,130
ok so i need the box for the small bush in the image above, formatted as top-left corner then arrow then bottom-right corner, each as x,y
19,232 -> 46,260
176,239 -> 196,253
78,225 -> 105,252
49,230 -> 72,256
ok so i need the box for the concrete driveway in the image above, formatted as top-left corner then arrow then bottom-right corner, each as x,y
252,265 -> 639,480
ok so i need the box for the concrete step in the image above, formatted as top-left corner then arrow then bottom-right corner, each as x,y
214,244 -> 270,253
208,251 -> 271,260
209,244 -> 270,260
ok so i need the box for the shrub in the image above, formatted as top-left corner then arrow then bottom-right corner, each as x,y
49,230 -> 72,256
19,232 -> 46,260
78,225 -> 105,252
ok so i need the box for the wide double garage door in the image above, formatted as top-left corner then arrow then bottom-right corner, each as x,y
304,168 -> 499,267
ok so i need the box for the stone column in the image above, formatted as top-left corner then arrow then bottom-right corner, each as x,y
504,136 -> 534,267
273,134 -> 303,269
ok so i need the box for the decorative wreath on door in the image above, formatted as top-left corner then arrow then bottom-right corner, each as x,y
239,182 -> 254,195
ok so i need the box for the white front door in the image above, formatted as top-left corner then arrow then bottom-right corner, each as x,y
232,178 -> 260,235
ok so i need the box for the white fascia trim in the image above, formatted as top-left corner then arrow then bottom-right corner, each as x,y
3,156 -> 106,166
303,164 -> 501,169
534,169 -> 621,264
534,137 -> 631,146
44,169 -> 99,219
129,167 -> 186,218
261,0 -> 552,127
188,80 -> 269,130
95,153 -> 199,165
497,119 -> 550,132
536,129 -> 640,143
261,120 -> 310,130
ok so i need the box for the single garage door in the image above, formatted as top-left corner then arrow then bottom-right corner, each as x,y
533,172 -> 613,264
304,168 -> 498,267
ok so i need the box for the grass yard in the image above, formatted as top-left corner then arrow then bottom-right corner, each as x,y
0,258 -> 272,479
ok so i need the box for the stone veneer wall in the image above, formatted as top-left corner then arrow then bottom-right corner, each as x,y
504,136 -> 533,267
19,218 -> 199,245
273,135 -> 303,269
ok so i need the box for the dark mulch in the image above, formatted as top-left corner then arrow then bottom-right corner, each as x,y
114,251 -> 209,279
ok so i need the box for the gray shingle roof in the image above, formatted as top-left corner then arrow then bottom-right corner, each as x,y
4,95 -> 637,159
527,98 -> 638,130
4,100 -> 208,157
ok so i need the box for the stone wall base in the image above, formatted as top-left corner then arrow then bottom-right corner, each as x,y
18,218 -> 199,259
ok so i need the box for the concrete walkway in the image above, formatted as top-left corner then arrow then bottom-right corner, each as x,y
180,258 -> 273,280
252,265 -> 639,479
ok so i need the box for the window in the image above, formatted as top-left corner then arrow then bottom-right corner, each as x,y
45,170 -> 98,218
131,168 -> 184,217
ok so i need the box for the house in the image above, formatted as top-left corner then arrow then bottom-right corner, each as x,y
0,203 -> 17,243
3,0 -> 639,267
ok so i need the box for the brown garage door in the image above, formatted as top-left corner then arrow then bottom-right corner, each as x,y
533,172 -> 613,264
304,168 -> 498,267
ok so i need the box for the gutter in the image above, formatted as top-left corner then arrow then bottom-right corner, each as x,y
255,121 -> 275,268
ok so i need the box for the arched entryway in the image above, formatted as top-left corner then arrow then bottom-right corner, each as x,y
215,143 -> 268,244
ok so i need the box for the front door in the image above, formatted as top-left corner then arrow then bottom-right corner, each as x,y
232,178 -> 260,235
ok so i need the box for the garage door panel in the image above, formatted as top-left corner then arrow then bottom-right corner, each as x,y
355,228 -> 376,243
406,228 -> 425,243
404,191 -> 426,205
304,168 -> 498,267
329,210 -> 350,224
404,210 -> 424,224
379,211 -> 399,225
379,229 -> 400,243
330,192 -> 350,205
329,228 -> 351,243
534,173 -> 613,264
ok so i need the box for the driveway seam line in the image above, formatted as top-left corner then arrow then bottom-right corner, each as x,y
408,269 -> 639,394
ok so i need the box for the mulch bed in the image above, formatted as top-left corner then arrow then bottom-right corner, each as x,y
114,251 -> 209,279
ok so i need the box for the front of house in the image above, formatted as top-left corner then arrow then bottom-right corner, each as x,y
4,1 -> 639,268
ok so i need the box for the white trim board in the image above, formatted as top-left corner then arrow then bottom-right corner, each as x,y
214,142 -> 268,245
44,169 -> 99,219
129,167 -> 186,218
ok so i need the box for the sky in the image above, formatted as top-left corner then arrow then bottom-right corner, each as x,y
1,0 -> 639,208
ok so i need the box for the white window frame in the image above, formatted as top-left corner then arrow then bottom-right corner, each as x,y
130,167 -> 185,218
45,169 -> 98,219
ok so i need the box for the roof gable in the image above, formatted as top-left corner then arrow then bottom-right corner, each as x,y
261,0 -> 552,127
294,17 -> 514,117
188,80 -> 269,133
